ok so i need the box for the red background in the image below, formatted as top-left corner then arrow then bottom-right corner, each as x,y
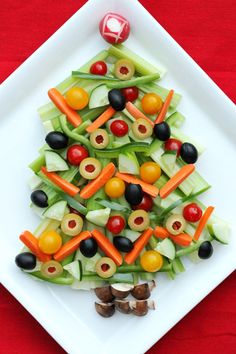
1,1 -> 236,353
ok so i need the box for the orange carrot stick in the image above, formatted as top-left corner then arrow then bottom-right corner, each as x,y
154,226 -> 170,239
170,233 -> 192,247
159,164 -> 195,199
48,88 -> 82,127
91,229 -> 122,266
124,228 -> 153,265
54,231 -> 91,261
193,206 -> 214,241
20,231 -> 51,262
80,162 -> 116,199
86,106 -> 116,133
125,102 -> 154,127
41,167 -> 80,197
154,89 -> 174,124
115,172 -> 159,198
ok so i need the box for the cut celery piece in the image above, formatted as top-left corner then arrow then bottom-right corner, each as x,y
172,258 -> 185,273
29,154 -> 45,173
166,112 -> 185,128
118,152 -> 140,175
171,127 -> 206,155
86,188 -> 106,212
71,279 -> 104,290
153,173 -> 169,189
161,151 -> 177,171
139,83 -> 181,109
108,44 -> 166,77
140,272 -> 156,281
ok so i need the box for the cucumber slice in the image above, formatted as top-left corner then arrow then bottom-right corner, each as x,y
161,151 -> 177,171
43,120 -> 54,133
123,229 -> 141,242
63,260 -> 82,281
155,238 -> 176,260
43,200 -> 68,221
207,223 -> 230,244
118,152 -> 140,175
75,250 -> 102,272
85,208 -> 111,226
45,150 -> 69,172
28,174 -> 42,190
89,84 -> 109,109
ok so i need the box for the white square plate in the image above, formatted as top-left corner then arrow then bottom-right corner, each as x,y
0,0 -> 236,353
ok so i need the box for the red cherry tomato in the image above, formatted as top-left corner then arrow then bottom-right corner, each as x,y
99,12 -> 130,44
164,138 -> 182,157
183,203 -> 203,222
67,145 -> 89,166
90,61 -> 107,76
106,215 -> 126,234
110,120 -> 129,137
132,194 -> 153,212
121,87 -> 139,102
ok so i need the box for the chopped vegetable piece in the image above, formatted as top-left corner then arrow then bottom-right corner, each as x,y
41,167 -> 80,197
71,71 -> 117,81
99,13 -> 130,44
125,102 -> 154,127
116,172 -> 159,198
165,214 -> 186,235
193,206 -> 215,241
86,106 -> 116,133
19,231 -> 51,262
159,164 -> 195,199
114,59 -> 135,80
106,73 -> 160,89
154,226 -> 169,239
80,163 -> 116,199
124,228 -> 153,265
154,89 -> 174,124
48,88 -> 82,127
54,231 -> 92,261
170,233 -> 192,247
91,229 -> 123,266
94,142 -> 150,158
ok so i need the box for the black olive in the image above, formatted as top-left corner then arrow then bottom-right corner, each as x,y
45,131 -> 69,150
108,89 -> 126,111
153,122 -> 171,141
30,190 -> 48,208
125,183 -> 143,206
113,236 -> 134,253
180,142 -> 198,164
80,238 -> 98,258
198,241 -> 213,259
15,252 -> 37,270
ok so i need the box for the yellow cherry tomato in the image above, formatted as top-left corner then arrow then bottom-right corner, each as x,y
104,177 -> 125,198
38,230 -> 62,255
141,93 -> 163,115
140,162 -> 161,184
140,250 -> 163,272
66,87 -> 89,110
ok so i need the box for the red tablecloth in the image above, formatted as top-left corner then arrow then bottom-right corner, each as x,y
1,1 -> 236,353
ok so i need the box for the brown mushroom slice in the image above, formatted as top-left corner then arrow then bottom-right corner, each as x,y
94,286 -> 114,303
111,283 -> 134,299
131,280 -> 156,300
95,302 -> 115,318
114,300 -> 132,314
129,299 -> 155,316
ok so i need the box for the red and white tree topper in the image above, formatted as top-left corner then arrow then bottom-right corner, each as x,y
99,12 -> 130,44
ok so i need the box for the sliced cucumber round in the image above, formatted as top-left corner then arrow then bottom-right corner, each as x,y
85,208 -> 111,226
89,84 -> 110,109
207,223 -> 230,244
43,200 -> 68,221
155,238 -> 176,260
45,150 -> 69,172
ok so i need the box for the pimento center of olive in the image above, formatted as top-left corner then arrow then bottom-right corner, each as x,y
134,217 -> 144,225
172,221 -> 182,230
120,66 -> 129,75
85,164 -> 96,173
101,263 -> 110,272
138,124 -> 147,134
48,266 -> 56,273
68,220 -> 76,229
95,135 -> 104,144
